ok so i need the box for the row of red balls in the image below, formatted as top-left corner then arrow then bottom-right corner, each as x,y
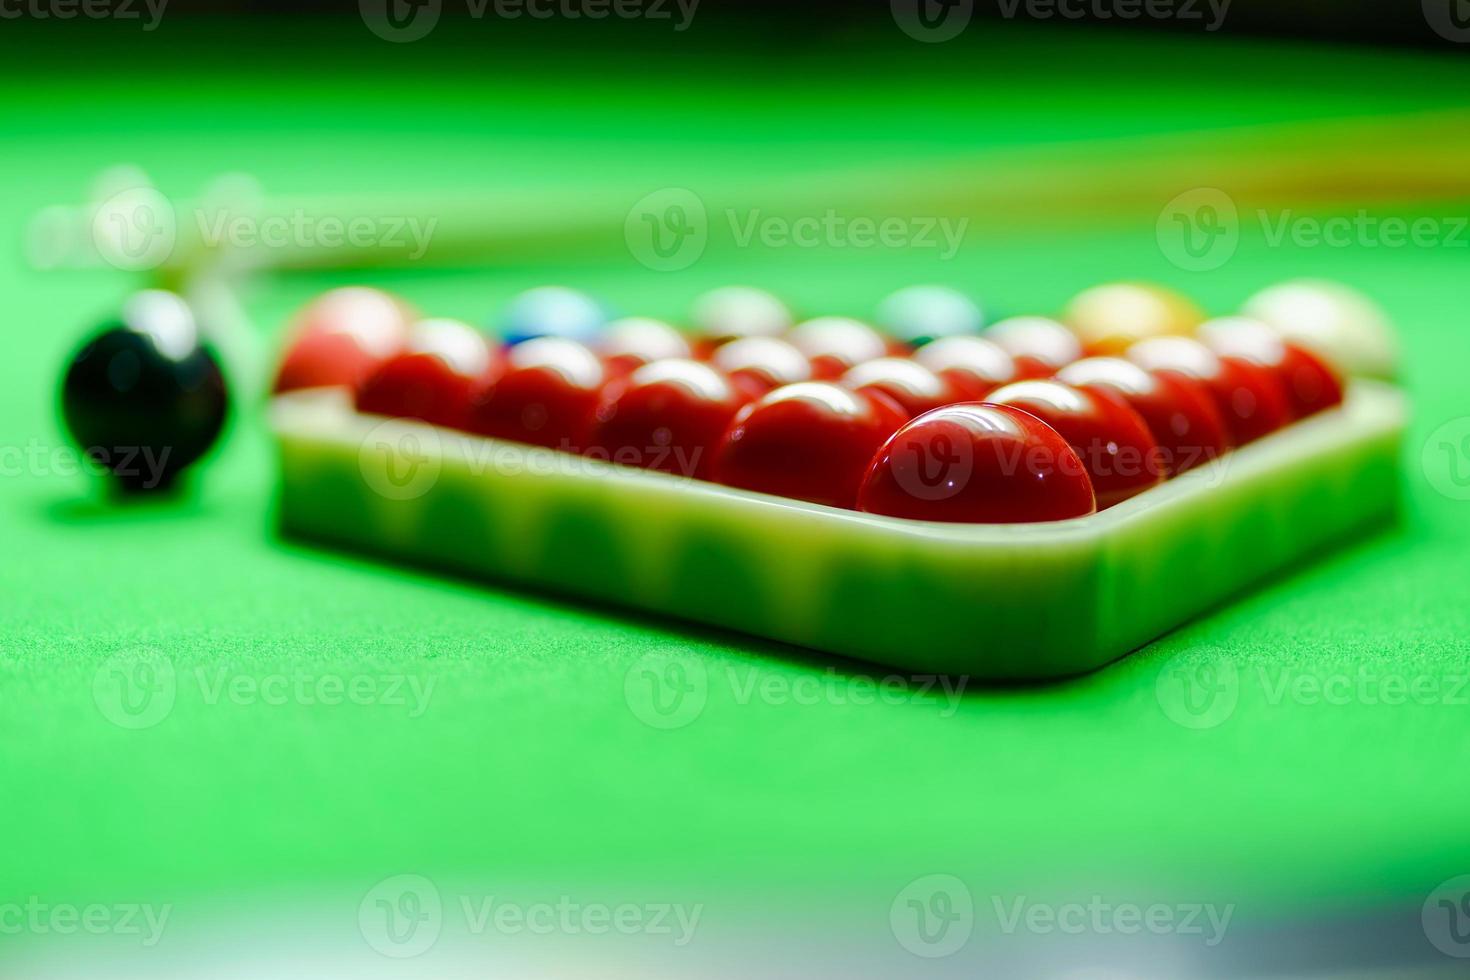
274,289 -> 1344,523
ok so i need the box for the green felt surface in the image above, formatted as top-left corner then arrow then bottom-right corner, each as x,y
3,15 -> 1470,958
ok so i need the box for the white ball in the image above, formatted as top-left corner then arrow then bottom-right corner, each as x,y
599,317 -> 692,363
788,317 -> 889,365
295,287 -> 413,357
875,285 -> 983,344
122,290 -> 198,361
986,316 -> 1082,369
690,286 -> 792,340
1241,279 -> 1398,379
1197,315 -> 1290,365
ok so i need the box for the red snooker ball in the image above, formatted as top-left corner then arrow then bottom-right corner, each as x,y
840,357 -> 955,420
356,319 -> 496,430
587,359 -> 747,480
913,335 -> 1017,400
986,379 -> 1164,509
467,338 -> 606,452
787,317 -> 889,380
1199,317 -> 1345,420
1271,346 -> 1345,420
276,331 -> 390,395
273,287 -> 414,393
1055,357 -> 1231,475
711,382 -> 907,510
857,403 -> 1096,524
1128,337 -> 1292,445
711,337 -> 812,398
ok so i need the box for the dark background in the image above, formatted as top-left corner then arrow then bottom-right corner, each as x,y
112,0 -> 1466,48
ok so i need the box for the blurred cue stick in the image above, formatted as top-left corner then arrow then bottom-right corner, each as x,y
29,107 -> 1468,396
27,108 -> 1470,279
898,108 -> 1470,223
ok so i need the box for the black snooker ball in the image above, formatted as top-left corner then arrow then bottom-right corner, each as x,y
60,290 -> 228,493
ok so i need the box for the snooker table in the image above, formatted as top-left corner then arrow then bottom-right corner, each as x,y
3,15 -> 1470,977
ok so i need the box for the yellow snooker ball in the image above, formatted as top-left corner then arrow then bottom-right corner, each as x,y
1063,282 -> 1204,356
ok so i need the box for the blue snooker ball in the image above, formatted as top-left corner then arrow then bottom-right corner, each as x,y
875,285 -> 984,347
499,286 -> 608,347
